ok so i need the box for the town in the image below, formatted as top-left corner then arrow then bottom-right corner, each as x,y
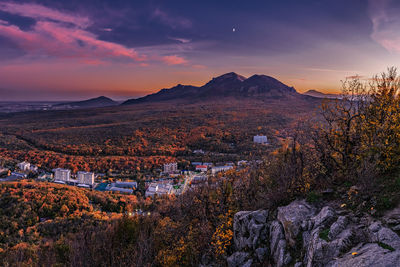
0,135 -> 269,198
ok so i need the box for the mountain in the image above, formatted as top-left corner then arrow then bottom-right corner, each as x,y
122,72 -> 305,105
303,89 -> 340,99
53,96 -> 118,109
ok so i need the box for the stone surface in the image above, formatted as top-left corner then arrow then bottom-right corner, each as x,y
277,200 -> 315,246
327,243 -> 400,267
383,203 -> 400,232
233,210 -> 269,251
228,200 -> 400,267
270,220 -> 292,267
328,216 -> 348,240
255,247 -> 268,262
312,206 -> 336,228
227,252 -> 251,267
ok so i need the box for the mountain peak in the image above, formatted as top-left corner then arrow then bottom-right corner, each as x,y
210,72 -> 246,83
123,72 -> 305,105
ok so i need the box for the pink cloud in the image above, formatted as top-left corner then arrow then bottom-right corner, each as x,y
0,2 -> 194,67
0,2 -> 90,27
162,55 -> 188,65
369,0 -> 400,53
0,21 -> 144,62
0,2 -> 146,64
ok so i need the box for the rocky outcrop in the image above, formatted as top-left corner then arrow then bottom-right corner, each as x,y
227,200 -> 400,267
277,200 -> 315,247
269,220 -> 291,266
228,210 -> 269,267
383,203 -> 400,232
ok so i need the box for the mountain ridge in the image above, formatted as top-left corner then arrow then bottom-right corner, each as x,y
303,89 -> 340,99
122,72 -> 307,105
53,96 -> 118,109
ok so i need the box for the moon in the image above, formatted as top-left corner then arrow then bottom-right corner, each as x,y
232,28 -> 236,32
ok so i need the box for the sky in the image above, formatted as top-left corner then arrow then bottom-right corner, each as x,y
0,0 -> 400,100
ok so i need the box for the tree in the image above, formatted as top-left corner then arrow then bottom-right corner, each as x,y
314,67 -> 400,186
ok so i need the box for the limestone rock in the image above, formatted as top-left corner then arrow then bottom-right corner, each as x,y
277,200 -> 315,246
233,210 -> 269,251
227,252 -> 252,267
327,243 -> 400,267
270,220 -> 292,267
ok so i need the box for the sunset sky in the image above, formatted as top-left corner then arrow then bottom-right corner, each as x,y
1,0 -> 400,100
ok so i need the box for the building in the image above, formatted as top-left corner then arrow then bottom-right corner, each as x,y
114,181 -> 138,189
108,187 -> 133,194
17,161 -> 30,171
77,171 -> 94,185
237,160 -> 248,166
77,184 -> 91,188
191,175 -> 208,185
0,168 -> 8,175
30,165 -> 38,172
11,172 -> 27,178
38,172 -> 53,181
54,168 -> 71,182
195,165 -> 208,172
211,166 -> 234,175
163,162 -> 178,173
105,181 -> 137,194
145,182 -> 173,197
253,135 -> 268,144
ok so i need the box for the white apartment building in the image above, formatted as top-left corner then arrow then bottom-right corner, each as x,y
211,165 -> 234,175
54,168 -> 71,182
195,165 -> 208,172
163,162 -> 178,173
145,182 -> 173,197
17,161 -> 30,171
253,135 -> 268,144
77,171 -> 94,185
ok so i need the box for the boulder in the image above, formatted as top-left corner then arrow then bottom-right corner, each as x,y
270,220 -> 292,267
227,252 -> 252,267
368,222 -> 400,250
312,206 -> 336,228
328,216 -> 348,240
233,210 -> 269,251
327,243 -> 400,267
383,203 -> 400,232
277,200 -> 315,246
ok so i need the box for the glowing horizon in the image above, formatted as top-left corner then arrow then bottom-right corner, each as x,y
1,0 -> 400,101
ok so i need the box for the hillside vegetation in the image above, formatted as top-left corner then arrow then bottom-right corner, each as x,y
1,68 -> 400,266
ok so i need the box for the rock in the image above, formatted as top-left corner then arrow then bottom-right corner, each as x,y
277,200 -> 315,246
228,201 -> 400,267
312,206 -> 336,228
327,243 -> 400,267
227,252 -> 251,267
255,247 -> 268,262
305,227 -> 356,267
270,220 -> 292,267
375,227 -> 400,250
383,204 -> 400,232
368,221 -> 381,233
233,210 -> 269,251
329,216 -> 348,240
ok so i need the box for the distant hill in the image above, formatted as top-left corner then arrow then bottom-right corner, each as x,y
53,96 -> 118,109
303,89 -> 340,99
122,72 -> 309,105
